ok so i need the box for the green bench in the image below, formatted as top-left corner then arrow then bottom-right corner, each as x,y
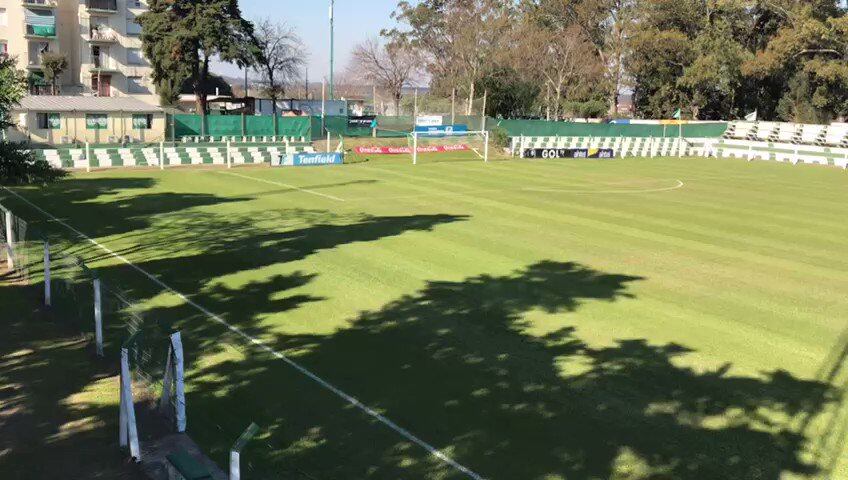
165,449 -> 213,480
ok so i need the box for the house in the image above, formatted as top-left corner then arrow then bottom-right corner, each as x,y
6,95 -> 165,144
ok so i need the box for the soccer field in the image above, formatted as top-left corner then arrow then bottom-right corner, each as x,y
4,155 -> 848,479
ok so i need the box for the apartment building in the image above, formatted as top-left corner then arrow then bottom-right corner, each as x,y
0,0 -> 157,104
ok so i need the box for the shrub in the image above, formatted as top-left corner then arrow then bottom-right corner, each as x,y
490,126 -> 510,149
0,141 -> 66,185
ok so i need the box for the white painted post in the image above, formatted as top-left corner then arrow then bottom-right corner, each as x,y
230,450 -> 241,480
326,131 -> 331,153
93,277 -> 103,357
85,142 -> 91,172
413,132 -> 418,165
119,348 -> 141,462
226,140 -> 232,169
483,131 -> 489,163
5,210 -> 14,270
230,423 -> 259,480
43,240 -> 51,306
159,141 -> 165,170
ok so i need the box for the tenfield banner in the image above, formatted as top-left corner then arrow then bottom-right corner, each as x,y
274,152 -> 345,167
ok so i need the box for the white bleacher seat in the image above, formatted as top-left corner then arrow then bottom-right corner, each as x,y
730,122 -> 756,139
799,124 -> 826,145
755,122 -> 779,141
823,124 -> 848,146
775,123 -> 798,143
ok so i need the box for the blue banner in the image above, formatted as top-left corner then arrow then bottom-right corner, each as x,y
274,152 -> 344,167
413,124 -> 469,137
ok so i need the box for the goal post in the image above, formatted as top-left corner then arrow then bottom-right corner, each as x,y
411,130 -> 489,165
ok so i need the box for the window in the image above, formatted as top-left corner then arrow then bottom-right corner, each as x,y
36,113 -> 61,130
0,42 -> 7,58
128,0 -> 147,8
126,15 -> 142,35
91,74 -> 111,96
25,9 -> 56,36
127,76 -> 150,94
0,8 -> 7,27
132,114 -> 153,129
86,113 -> 108,130
127,48 -> 144,65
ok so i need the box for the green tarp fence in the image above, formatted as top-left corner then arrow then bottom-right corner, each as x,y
173,115 -> 311,139
173,114 -> 727,141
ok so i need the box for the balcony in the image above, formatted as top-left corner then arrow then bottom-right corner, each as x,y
22,0 -> 58,8
90,59 -> 120,73
86,0 -> 117,13
24,22 -> 57,38
89,26 -> 118,43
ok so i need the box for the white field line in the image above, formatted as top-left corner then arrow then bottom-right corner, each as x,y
522,179 -> 685,195
216,171 -> 346,202
1,186 -> 484,480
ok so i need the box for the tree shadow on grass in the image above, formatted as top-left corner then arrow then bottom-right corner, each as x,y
3,177 -> 251,242
0,281 -> 145,479
173,261 -> 837,480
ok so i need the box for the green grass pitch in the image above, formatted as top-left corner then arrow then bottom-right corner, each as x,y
2,153 -> 847,479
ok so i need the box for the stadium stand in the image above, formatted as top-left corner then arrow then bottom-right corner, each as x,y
774,123 -> 800,143
823,124 -> 848,147
32,143 -> 315,169
754,122 -> 779,142
799,124 -> 827,145
723,122 -> 757,140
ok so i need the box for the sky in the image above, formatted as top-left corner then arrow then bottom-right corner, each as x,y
213,0 -> 404,81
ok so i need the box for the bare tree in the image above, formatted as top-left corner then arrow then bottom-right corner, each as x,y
348,38 -> 420,115
520,24 -> 602,120
253,18 -> 306,117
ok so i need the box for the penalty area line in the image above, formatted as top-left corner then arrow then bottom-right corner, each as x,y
0,186 -> 485,480
215,170 -> 346,202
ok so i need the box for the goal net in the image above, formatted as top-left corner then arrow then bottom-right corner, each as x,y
410,130 -> 489,165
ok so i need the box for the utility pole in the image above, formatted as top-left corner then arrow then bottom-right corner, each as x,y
329,0 -> 335,100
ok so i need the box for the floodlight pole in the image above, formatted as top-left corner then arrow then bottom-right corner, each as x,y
329,0 -> 335,100
481,90 -> 488,131
451,88 -> 456,126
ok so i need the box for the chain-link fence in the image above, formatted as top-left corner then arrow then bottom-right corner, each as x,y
0,203 -> 39,284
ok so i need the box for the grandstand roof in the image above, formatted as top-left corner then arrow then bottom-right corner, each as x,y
16,96 -> 162,113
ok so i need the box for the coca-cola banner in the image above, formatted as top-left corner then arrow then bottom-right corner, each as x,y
354,144 -> 470,155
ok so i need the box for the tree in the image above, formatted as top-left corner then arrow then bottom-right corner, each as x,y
526,0 -> 636,116
385,0 -> 515,108
477,66 -> 540,118
520,24 -> 603,120
0,58 -> 64,185
742,1 -> 848,121
252,19 -> 306,118
0,56 -> 26,130
139,0 -> 260,114
40,52 -> 68,96
348,38 -> 420,115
